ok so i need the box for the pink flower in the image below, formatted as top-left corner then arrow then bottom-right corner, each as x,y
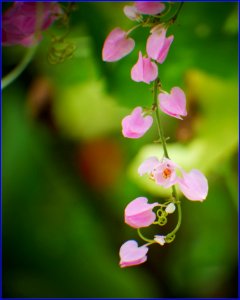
178,170 -> 208,202
131,51 -> 158,84
138,157 -> 178,188
158,87 -> 187,119
135,2 -> 165,15
121,106 -> 153,139
123,5 -> 140,20
102,28 -> 135,62
119,240 -> 149,268
2,2 -> 62,47
125,197 -> 158,228
138,157 -> 208,201
146,27 -> 174,64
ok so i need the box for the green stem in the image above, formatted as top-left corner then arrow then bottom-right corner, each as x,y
153,79 -> 182,237
2,46 -> 37,90
153,79 -> 169,158
127,24 -> 142,36
171,2 -> 184,24
137,228 -> 154,243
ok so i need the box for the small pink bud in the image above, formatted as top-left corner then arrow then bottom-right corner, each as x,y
135,2 -> 165,15
158,87 -> 187,119
123,5 -> 140,20
121,106 -> 153,139
125,197 -> 158,228
178,170 -> 208,201
119,240 -> 149,268
131,51 -> 158,84
102,27 -> 135,62
146,27 -> 174,64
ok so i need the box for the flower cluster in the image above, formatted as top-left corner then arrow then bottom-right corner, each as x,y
2,2 -> 62,47
102,2 -> 208,268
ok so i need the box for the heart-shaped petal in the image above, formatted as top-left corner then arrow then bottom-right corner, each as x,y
125,197 -> 158,228
119,240 -> 149,268
178,169 -> 208,201
102,27 -> 135,62
158,87 -> 187,119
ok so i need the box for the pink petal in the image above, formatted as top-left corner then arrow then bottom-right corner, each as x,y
138,156 -> 159,176
146,28 -> 174,64
121,107 -> 153,139
123,5 -> 139,20
20,33 -> 42,47
135,2 -> 165,15
2,2 -> 62,47
178,169 -> 208,201
125,197 -> 158,228
131,51 -> 158,84
159,87 -> 187,119
119,240 -> 148,268
156,35 -> 174,64
146,28 -> 166,61
153,158 -> 178,188
102,27 -> 135,62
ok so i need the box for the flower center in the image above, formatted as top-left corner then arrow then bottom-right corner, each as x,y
162,168 -> 171,179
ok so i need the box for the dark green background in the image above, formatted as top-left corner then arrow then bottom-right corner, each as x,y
2,2 -> 238,298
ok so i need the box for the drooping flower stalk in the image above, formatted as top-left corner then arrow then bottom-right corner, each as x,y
1,45 -> 37,90
102,1 -> 208,268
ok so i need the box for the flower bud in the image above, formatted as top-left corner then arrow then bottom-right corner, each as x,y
154,235 -> 165,246
165,203 -> 176,214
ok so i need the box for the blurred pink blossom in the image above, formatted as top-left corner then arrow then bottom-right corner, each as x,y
2,2 -> 62,47
158,87 -> 187,119
123,5 -> 140,20
131,51 -> 158,84
102,27 -> 135,62
135,2 -> 165,15
121,106 -> 153,139
119,240 -> 149,268
125,197 -> 158,228
147,26 -> 174,64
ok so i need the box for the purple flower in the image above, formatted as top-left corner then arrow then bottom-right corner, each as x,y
2,2 -> 62,47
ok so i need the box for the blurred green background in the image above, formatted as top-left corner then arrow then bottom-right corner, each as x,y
2,2 -> 238,298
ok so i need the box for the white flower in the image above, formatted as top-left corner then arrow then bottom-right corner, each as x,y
165,203 -> 176,214
154,235 -> 165,246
